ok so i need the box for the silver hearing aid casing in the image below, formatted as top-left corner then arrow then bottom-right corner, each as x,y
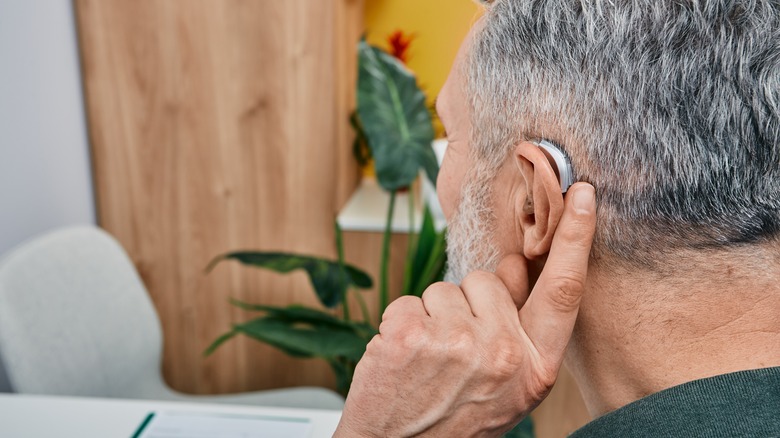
535,140 -> 574,193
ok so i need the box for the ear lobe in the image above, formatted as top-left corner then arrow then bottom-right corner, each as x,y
514,142 -> 566,259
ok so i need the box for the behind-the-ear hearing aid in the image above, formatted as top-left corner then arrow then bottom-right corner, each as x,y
535,140 -> 574,193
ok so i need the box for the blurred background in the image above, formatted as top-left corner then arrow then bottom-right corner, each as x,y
0,1 -> 589,436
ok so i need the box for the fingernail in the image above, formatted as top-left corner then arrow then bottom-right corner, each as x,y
572,185 -> 595,214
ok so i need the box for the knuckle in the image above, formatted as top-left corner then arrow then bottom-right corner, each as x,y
421,282 -> 450,300
365,333 -> 381,350
377,319 -> 392,335
381,295 -> 420,320
485,337 -> 523,379
446,325 -> 478,357
462,270 -> 497,286
389,294 -> 421,310
421,282 -> 460,304
547,274 -> 585,311
394,320 -> 428,351
363,334 -> 384,358
426,281 -> 461,294
558,219 -> 594,247
374,321 -> 428,364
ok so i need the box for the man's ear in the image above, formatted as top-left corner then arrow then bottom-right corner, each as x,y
514,141 -> 566,259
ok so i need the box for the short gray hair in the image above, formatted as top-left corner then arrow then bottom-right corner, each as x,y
468,0 -> 780,266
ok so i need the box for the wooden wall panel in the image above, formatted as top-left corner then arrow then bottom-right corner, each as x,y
76,0 -> 364,395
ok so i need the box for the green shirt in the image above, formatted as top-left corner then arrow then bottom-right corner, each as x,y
570,367 -> 780,437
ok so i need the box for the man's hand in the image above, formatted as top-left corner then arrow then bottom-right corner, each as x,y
334,183 -> 597,437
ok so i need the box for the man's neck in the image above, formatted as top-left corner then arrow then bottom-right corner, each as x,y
566,245 -> 780,417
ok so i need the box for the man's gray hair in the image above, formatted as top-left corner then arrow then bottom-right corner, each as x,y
468,0 -> 780,266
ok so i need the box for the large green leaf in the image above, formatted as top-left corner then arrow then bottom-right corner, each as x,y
235,317 -> 369,361
203,331 -> 238,357
408,206 -> 447,297
357,40 -> 438,191
207,252 -> 372,308
205,305 -> 377,359
411,206 -> 441,283
350,111 -> 372,167
229,300 -> 377,338
229,301 -> 351,326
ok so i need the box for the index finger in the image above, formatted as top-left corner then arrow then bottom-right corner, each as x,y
518,183 -> 596,361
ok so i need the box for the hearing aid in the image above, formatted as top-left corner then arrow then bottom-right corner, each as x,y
535,140 -> 574,193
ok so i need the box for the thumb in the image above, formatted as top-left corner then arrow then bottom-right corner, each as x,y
518,183 -> 596,361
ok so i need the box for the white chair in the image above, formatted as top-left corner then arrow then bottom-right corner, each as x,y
0,226 -> 344,409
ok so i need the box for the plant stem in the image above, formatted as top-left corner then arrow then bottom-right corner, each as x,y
354,288 -> 372,326
334,221 -> 350,322
379,190 -> 397,315
328,358 -> 352,397
402,187 -> 416,296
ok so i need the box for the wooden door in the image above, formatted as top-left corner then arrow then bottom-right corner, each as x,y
76,0 -> 364,395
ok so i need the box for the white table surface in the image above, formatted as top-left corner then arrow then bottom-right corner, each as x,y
0,393 -> 342,438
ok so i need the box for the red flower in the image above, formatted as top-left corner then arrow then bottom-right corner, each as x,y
387,30 -> 415,64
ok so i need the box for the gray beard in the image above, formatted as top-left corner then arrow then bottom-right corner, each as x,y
443,175 -> 501,285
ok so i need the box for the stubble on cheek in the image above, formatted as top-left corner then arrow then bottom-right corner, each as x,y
444,173 -> 501,285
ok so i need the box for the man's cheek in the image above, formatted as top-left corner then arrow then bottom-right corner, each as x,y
437,169 -> 458,220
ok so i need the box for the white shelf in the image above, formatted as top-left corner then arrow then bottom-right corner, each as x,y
337,140 -> 449,234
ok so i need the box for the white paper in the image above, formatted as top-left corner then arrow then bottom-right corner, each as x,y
135,411 -> 313,438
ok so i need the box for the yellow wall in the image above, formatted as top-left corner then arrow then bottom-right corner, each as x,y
365,0 -> 481,119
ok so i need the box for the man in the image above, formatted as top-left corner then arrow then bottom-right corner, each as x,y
336,0 -> 780,436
